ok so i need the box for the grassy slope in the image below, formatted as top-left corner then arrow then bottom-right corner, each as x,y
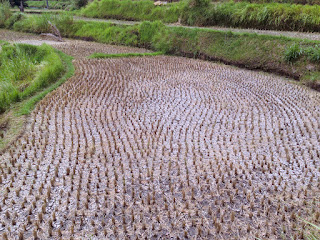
80,0 -> 183,23
79,0 -> 320,32
182,1 -> 320,32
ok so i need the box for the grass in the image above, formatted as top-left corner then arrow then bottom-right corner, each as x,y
0,49 -> 74,151
0,42 -> 65,113
0,2 -> 11,28
19,50 -> 74,115
1,10 -> 319,89
182,0 -> 320,32
216,0 -> 320,5
80,0 -> 184,23
79,0 -> 320,32
27,1 -> 71,10
88,52 -> 163,59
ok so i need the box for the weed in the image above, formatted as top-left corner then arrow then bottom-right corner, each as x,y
284,43 -> 303,62
80,0 -> 184,23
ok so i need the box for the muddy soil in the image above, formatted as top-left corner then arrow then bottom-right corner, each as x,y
0,30 -> 320,240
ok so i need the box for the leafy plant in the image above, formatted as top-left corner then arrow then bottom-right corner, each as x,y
284,43 -> 303,62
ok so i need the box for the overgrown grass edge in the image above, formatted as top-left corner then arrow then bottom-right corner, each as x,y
18,50 -> 74,115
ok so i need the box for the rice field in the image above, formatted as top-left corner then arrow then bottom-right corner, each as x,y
0,31 -> 320,239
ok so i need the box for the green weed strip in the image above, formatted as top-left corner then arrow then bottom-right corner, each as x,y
80,0 -> 320,32
88,52 -> 163,59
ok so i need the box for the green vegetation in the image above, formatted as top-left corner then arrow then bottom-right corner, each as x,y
0,49 -> 73,151
215,0 -> 320,5
0,2 -> 11,27
182,0 -> 320,31
26,0 -> 86,10
0,42 -> 65,113
1,3 -> 320,88
27,1 -> 71,9
88,52 -> 163,59
13,13 -> 75,37
80,0 -> 320,32
19,50 -> 74,115
284,43 -> 320,63
1,10 -> 319,88
80,0 -> 183,23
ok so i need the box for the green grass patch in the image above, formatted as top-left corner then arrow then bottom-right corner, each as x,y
215,0 -> 320,5
80,0 -> 184,23
27,1 -> 71,10
79,0 -> 320,32
181,1 -> 320,32
0,42 -> 65,113
19,50 -> 74,115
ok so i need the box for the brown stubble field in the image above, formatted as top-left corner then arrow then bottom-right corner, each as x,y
0,29 -> 320,239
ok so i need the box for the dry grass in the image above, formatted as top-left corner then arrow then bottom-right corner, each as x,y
0,51 -> 319,239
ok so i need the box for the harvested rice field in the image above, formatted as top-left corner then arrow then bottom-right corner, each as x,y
1,30 -> 320,239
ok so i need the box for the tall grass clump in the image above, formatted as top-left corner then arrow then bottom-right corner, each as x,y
284,43 -> 303,62
181,1 -> 320,32
0,43 -> 64,113
80,0 -> 183,23
13,12 -> 76,36
284,43 -> 320,63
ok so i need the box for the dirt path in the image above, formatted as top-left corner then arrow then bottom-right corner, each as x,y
1,30 -> 320,239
